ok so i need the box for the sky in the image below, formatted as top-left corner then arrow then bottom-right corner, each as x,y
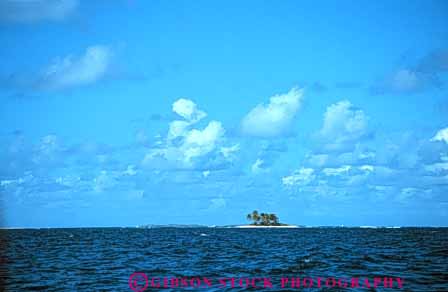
0,0 -> 448,228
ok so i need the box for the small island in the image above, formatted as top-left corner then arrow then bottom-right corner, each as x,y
236,210 -> 298,228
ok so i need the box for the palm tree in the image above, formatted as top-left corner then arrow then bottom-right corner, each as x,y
246,211 -> 281,226
269,213 -> 279,225
260,213 -> 269,225
251,210 -> 260,225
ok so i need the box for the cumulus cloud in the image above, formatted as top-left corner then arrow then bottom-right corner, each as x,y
39,45 -> 112,90
305,149 -> 373,169
142,99 -> 230,169
241,87 -> 304,137
0,0 -> 78,23
220,144 -> 240,159
167,99 -> 208,140
317,100 -> 369,152
282,167 -> 315,187
182,121 -> 225,163
431,127 -> 448,144
144,121 -> 226,168
167,120 -> 191,140
322,165 -> 351,176
172,98 -> 207,123
281,127 -> 448,204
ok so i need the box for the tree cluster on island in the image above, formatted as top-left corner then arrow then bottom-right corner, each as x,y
246,210 -> 286,226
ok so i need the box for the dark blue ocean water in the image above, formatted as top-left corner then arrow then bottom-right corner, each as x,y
0,228 -> 447,291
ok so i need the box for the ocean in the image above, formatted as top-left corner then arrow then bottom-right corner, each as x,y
0,228 -> 447,291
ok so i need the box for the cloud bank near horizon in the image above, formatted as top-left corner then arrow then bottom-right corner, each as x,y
2,86 -> 447,227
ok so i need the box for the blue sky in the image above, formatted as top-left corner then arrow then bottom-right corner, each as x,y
1,0 -> 448,227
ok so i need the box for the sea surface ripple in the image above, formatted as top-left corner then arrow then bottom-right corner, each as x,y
0,228 -> 447,291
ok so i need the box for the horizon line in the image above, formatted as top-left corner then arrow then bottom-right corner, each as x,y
1,224 -> 448,229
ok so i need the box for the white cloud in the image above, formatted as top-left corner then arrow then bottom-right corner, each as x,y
359,151 -> 376,160
168,99 -> 208,140
306,144 -> 375,169
424,161 -> 448,173
144,120 -> 225,168
172,98 -> 206,123
0,180 -> 15,187
318,100 -> 369,151
0,0 -> 78,23
220,144 -> 240,159
167,120 -> 191,140
55,175 -> 80,187
323,165 -> 351,176
123,165 -> 137,176
202,170 -> 210,178
40,45 -> 112,90
182,121 -> 225,163
282,167 -> 315,187
431,127 -> 448,144
0,171 -> 36,188
251,158 -> 266,174
142,99 -> 234,169
1,174 -> 32,187
359,165 -> 374,172
241,87 -> 304,137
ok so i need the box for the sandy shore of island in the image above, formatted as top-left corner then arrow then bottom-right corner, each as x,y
235,225 -> 299,228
